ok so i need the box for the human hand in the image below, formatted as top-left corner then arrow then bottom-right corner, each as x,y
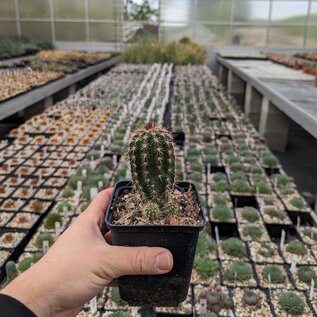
1,188 -> 173,317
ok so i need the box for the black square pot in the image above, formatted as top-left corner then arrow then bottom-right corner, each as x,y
105,181 -> 206,307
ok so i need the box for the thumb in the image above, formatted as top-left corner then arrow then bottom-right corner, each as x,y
104,246 -> 173,278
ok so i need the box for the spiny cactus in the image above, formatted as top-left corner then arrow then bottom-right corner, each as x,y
5,261 -> 17,282
143,202 -> 160,221
279,292 -> 304,315
129,124 -> 175,208
243,289 -> 261,306
297,266 -> 317,285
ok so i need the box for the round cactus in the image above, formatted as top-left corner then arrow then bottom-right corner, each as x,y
143,202 -> 160,221
129,124 -> 175,208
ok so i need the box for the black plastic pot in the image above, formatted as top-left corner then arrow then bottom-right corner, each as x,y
105,181 -> 206,307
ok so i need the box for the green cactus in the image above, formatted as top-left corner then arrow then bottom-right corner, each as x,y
196,235 -> 216,256
224,260 -> 252,282
222,238 -> 246,258
35,232 -> 54,249
297,266 -> 317,285
32,252 -> 44,263
290,197 -> 306,210
18,257 -> 33,273
262,265 -> 285,284
212,205 -> 233,221
5,261 -> 17,282
163,202 -> 178,216
279,292 -> 304,315
194,257 -> 219,279
286,240 -> 307,256
242,207 -> 259,223
246,225 -> 263,239
143,202 -> 160,221
45,213 -> 63,229
129,124 -> 175,208
243,289 -> 261,306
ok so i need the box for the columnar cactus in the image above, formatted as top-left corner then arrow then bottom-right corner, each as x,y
128,123 -> 175,208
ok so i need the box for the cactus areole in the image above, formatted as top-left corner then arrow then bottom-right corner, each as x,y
105,123 -> 205,307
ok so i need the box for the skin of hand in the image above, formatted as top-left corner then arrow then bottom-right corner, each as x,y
1,188 -> 173,317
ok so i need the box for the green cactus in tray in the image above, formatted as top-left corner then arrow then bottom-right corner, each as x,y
279,291 -> 304,315
128,123 -> 175,208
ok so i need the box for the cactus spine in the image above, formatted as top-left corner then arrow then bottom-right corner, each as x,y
129,123 -> 175,209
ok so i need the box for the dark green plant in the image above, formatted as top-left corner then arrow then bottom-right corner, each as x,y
303,228 -> 317,241
87,175 -> 108,188
32,252 -> 44,263
18,257 -> 33,273
68,175 -> 84,190
286,240 -> 307,256
190,161 -> 203,172
280,184 -> 295,195
62,188 -> 74,198
290,197 -> 306,210
35,232 -> 54,249
212,172 -> 227,182
108,312 -> 132,317
242,207 -> 259,223
279,292 -> 304,315
255,182 -> 272,195
243,289 -> 261,306
5,261 -> 17,283
95,165 -> 109,175
203,155 -> 218,166
111,287 -> 127,306
246,225 -> 262,239
264,208 -> 286,220
272,174 -> 290,186
212,181 -> 228,192
297,266 -> 317,285
259,243 -> 276,258
44,213 -> 63,229
212,205 -> 233,221
76,166 -> 93,177
262,265 -> 285,284
129,124 -> 175,209
262,154 -> 279,167
224,260 -> 252,282
213,195 -> 228,206
222,238 -> 246,258
57,201 -> 72,213
194,257 -> 219,279
196,236 -> 217,256
231,180 -> 252,194
263,197 -> 274,205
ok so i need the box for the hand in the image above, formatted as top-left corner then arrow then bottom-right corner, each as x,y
1,188 -> 173,317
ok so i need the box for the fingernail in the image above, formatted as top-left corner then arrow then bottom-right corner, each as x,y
156,252 -> 171,272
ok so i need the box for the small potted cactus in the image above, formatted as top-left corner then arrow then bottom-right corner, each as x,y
106,124 -> 205,306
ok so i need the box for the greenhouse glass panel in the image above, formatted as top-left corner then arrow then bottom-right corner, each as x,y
19,0 -> 51,19
271,1 -> 309,24
160,23 -> 195,41
55,22 -> 86,41
0,21 -> 17,36
53,0 -> 86,19
309,2 -> 317,24
194,24 -> 231,45
233,0 -> 270,23
231,26 -> 267,46
89,23 -> 119,42
160,0 -> 194,23
306,27 -> 317,47
20,22 -> 52,40
0,0 -> 16,19
268,26 -> 304,47
196,0 -> 232,23
88,0 -> 118,20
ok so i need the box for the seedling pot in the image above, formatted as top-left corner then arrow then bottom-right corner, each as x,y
105,181 -> 206,307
